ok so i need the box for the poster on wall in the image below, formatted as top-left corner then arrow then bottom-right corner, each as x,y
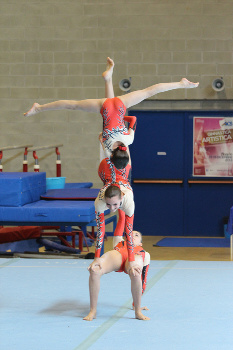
193,116 -> 233,177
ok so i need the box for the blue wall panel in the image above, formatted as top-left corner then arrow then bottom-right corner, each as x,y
129,109 -> 233,237
133,183 -> 184,236
130,111 -> 184,179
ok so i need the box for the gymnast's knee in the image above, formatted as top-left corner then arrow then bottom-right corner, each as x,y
88,265 -> 104,277
128,268 -> 142,280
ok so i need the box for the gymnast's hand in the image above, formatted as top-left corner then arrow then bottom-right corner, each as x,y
87,257 -> 104,272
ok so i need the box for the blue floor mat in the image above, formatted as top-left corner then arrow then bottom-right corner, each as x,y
1,259 -> 233,350
154,237 -> 230,248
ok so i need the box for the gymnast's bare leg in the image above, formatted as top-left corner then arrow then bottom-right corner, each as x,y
24,57 -> 114,118
24,59 -> 198,118
102,57 -> 115,99
125,255 -> 150,320
119,78 -> 199,109
83,250 -> 122,321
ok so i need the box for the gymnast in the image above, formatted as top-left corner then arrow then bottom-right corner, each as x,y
83,230 -> 150,321
112,230 -> 150,306
90,143 -> 149,320
88,132 -> 151,320
87,138 -> 150,321
24,59 -> 199,165
24,58 -> 198,319
99,57 -> 135,169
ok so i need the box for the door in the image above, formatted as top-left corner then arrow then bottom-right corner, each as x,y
129,110 -> 185,235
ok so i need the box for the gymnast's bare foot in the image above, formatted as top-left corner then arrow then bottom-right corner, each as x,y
133,304 -> 149,311
24,103 -> 40,117
83,310 -> 96,321
180,78 -> 199,89
102,57 -> 114,81
135,310 -> 150,321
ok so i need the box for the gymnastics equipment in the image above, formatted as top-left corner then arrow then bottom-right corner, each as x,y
0,173 -> 116,256
119,78 -> 131,92
212,78 -> 225,92
46,177 -> 66,190
0,143 -> 63,177
0,144 -> 33,172
27,144 -> 63,176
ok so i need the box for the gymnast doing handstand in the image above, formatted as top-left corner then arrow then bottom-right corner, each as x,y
24,59 -> 199,172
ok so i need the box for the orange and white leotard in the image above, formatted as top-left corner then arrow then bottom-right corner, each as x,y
101,97 -> 136,157
114,240 -> 145,273
95,158 -> 135,261
114,240 -> 149,295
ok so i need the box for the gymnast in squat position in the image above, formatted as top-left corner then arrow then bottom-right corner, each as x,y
83,230 -> 150,321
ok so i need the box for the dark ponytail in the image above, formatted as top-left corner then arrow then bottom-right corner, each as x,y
111,145 -> 129,169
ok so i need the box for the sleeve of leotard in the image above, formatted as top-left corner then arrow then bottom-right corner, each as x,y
94,194 -> 107,258
124,116 -> 137,131
142,263 -> 150,295
125,214 -> 135,262
95,211 -> 105,258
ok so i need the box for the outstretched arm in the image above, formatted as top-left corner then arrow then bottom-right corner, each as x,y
119,78 -> 199,109
24,98 -> 105,117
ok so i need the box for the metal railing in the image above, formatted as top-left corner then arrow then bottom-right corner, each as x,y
0,145 -> 33,172
0,144 -> 63,176
27,144 -> 63,176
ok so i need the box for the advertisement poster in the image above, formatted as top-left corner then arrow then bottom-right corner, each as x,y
193,117 -> 233,177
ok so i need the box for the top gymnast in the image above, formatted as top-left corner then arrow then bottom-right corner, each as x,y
24,60 -> 199,168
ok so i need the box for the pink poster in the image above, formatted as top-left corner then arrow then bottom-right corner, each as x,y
193,117 -> 233,177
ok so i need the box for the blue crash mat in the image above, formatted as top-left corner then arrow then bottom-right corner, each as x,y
40,188 -> 99,200
0,200 -> 96,225
0,172 -> 46,207
64,182 -> 93,189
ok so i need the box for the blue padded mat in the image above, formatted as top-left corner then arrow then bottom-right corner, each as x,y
0,200 -> 95,225
0,172 -> 46,207
40,188 -> 99,200
154,237 -> 230,248
64,182 -> 93,189
2,259 -> 233,350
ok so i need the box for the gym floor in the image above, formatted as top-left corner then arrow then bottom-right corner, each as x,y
95,235 -> 232,262
1,236 -> 232,350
